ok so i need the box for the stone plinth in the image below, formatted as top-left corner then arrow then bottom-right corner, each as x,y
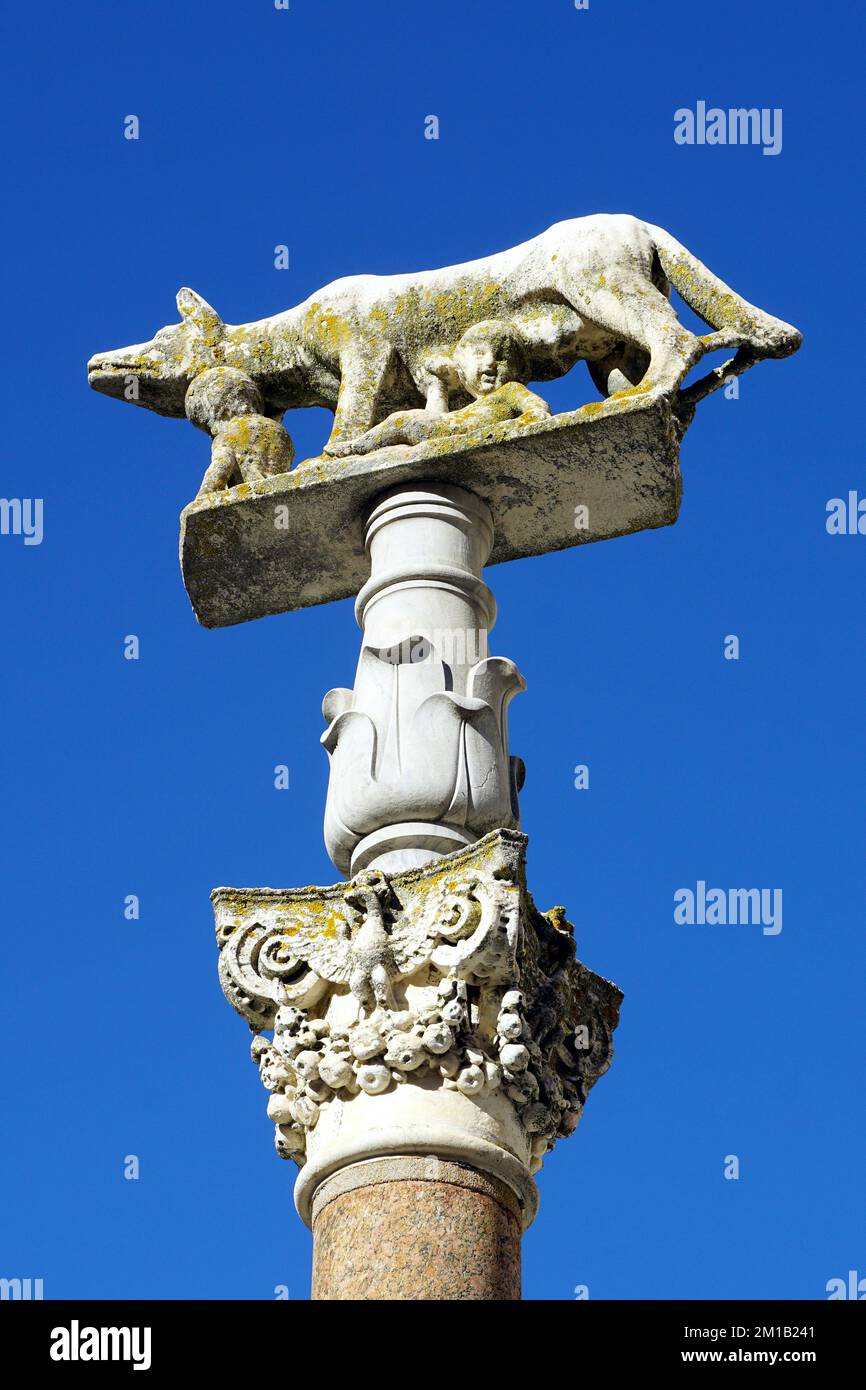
310,1158 -> 522,1301
180,394 -> 681,628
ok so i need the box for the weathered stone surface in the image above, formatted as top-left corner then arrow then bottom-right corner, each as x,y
180,393 -> 682,626
88,213 -> 801,457
89,213 -> 800,629
311,1157 -> 522,1300
326,317 -> 555,458
212,829 -> 623,1227
185,366 -> 294,498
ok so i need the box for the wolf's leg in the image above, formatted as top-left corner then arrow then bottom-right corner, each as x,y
580,278 -> 704,397
323,343 -> 395,455
647,223 -> 802,359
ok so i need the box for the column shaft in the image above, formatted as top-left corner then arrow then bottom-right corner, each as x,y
310,1157 -> 521,1300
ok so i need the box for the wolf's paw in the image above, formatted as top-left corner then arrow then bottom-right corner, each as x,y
323,440 -> 355,459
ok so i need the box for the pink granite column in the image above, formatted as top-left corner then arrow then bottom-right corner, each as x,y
310,1157 -> 522,1300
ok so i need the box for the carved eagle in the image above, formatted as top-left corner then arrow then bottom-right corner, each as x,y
216,853 -> 521,1027
272,867 -> 517,1013
281,870 -> 432,1013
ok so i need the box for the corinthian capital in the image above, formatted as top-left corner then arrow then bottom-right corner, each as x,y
212,829 -> 622,1226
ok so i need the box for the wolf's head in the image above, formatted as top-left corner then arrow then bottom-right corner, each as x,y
87,289 -> 226,417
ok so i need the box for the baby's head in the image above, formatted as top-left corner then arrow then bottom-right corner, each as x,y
453,320 -> 529,398
185,367 -> 263,433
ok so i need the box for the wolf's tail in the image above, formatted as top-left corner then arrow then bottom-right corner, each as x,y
646,222 -> 802,359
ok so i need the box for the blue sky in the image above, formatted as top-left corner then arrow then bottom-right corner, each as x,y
1,0 -> 863,1300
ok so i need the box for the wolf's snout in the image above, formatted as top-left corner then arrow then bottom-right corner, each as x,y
87,348 -> 130,381
87,352 -> 120,393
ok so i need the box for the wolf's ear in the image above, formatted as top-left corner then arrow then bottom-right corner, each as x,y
176,288 -> 223,333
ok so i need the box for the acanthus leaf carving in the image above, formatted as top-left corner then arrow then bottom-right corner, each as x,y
212,829 -> 622,1175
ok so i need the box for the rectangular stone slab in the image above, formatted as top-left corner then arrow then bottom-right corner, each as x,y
179,393 -> 681,628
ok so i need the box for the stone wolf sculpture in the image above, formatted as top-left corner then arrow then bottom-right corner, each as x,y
88,213 -> 801,457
